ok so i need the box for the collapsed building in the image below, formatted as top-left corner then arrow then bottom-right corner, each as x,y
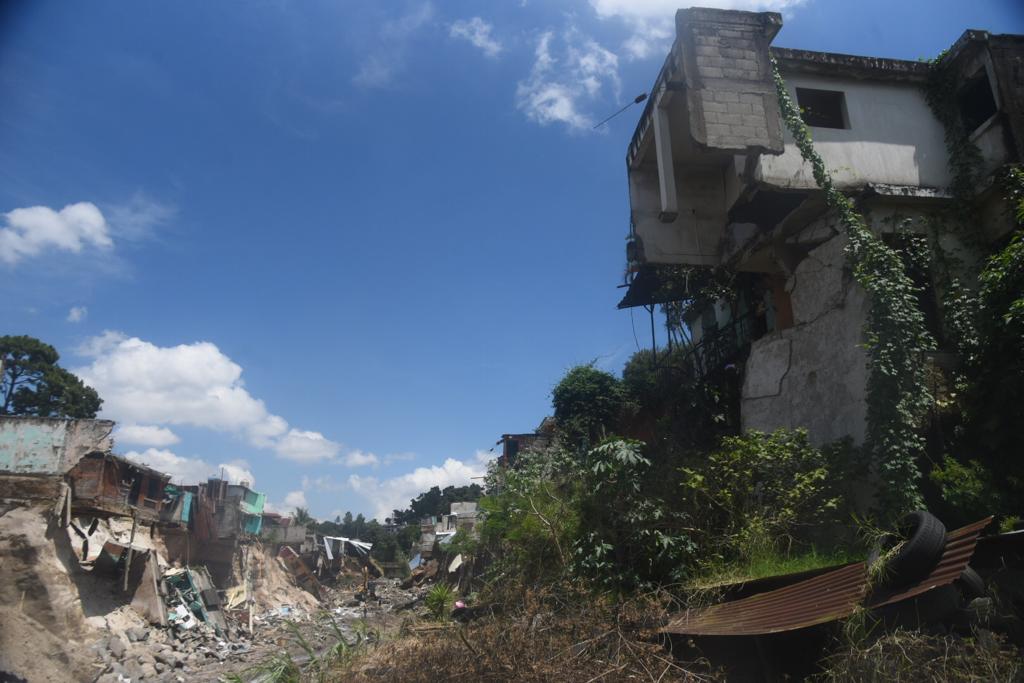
0,415 -> 327,680
617,8 -> 1023,446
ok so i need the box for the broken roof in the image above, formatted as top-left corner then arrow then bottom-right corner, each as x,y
663,517 -> 991,637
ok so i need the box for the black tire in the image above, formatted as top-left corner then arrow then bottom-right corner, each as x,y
877,511 -> 947,587
956,566 -> 986,600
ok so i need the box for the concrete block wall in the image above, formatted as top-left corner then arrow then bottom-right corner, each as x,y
677,8 -> 784,154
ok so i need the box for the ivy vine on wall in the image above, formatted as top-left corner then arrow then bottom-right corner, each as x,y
770,58 -> 935,518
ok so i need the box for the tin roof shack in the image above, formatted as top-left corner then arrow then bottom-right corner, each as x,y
619,9 -> 1024,448
0,416 -> 114,502
67,452 -> 171,523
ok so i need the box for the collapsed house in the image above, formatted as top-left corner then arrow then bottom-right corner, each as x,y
158,477 -> 267,585
617,8 -> 1023,446
415,500 -> 480,563
0,415 -> 338,680
260,511 -> 312,553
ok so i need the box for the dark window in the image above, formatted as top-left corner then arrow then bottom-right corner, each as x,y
958,70 -> 997,133
796,88 -> 847,129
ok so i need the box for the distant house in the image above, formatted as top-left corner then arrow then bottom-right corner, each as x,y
618,9 -> 1023,446
498,417 -> 555,467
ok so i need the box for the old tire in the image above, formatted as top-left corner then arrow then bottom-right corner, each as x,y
956,566 -> 986,600
877,511 -> 946,587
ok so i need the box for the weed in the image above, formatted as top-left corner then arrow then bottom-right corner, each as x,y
819,628 -> 1022,682
424,583 -> 455,621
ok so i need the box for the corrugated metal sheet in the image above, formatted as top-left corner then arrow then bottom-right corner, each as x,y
867,517 -> 991,609
663,518 -> 991,637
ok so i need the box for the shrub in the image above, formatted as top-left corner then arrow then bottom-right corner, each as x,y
478,446 -> 581,591
571,439 -> 696,592
424,584 -> 455,621
929,455 -> 998,525
551,365 -> 625,448
621,348 -> 737,452
681,429 -> 855,562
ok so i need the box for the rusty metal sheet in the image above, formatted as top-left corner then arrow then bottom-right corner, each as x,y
663,517 -> 992,637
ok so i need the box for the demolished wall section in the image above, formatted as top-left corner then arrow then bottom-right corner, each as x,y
741,230 -> 869,446
0,416 -> 114,476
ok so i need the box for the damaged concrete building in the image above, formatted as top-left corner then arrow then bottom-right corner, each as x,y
618,8 -> 1023,446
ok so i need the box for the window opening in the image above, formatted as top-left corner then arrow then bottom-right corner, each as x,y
957,70 -> 997,133
796,88 -> 847,129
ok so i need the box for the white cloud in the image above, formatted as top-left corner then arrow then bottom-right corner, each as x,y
347,450 -> 493,521
74,331 -> 341,463
67,306 -> 88,323
450,17 -> 502,58
353,2 -> 435,87
589,0 -> 806,61
516,29 -> 620,131
344,449 -> 379,467
116,424 -> 181,448
301,474 -> 346,492
220,459 -> 257,488
0,202 -> 113,265
274,429 -> 341,463
123,448 -> 253,486
264,489 -> 308,516
105,193 -> 176,242
284,490 -> 307,507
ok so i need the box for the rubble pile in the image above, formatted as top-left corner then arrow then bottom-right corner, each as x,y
0,417 -> 481,681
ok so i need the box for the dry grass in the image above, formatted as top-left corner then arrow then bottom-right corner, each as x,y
819,628 -> 1023,682
329,584 -> 717,683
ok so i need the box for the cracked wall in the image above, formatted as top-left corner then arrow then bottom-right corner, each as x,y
0,417 -> 115,475
741,232 -> 869,446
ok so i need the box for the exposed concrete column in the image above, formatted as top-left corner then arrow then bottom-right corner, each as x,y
652,91 -> 679,223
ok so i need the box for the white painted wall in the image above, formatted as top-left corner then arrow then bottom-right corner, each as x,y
756,73 -> 952,190
629,164 -> 726,266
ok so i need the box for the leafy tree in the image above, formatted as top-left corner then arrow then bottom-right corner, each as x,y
551,364 -> 625,448
1,335 -> 102,418
292,507 -> 315,529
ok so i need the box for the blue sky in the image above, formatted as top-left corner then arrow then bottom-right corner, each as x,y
3,0 -> 1022,521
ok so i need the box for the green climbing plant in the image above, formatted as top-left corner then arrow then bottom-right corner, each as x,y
923,52 -> 986,218
771,58 -> 934,518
